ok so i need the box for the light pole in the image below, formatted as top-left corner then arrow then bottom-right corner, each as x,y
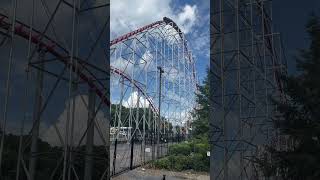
156,66 -> 164,158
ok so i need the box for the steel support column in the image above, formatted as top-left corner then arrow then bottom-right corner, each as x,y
84,88 -> 96,180
29,50 -> 45,180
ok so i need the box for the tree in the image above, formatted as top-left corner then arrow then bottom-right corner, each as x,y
260,14 -> 320,179
191,68 -> 210,138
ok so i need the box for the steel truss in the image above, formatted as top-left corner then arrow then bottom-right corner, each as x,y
210,0 -> 287,179
0,0 -> 110,180
110,17 -> 197,174
0,1 -> 198,178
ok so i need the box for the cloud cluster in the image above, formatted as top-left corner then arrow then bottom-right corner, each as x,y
110,0 -> 198,38
122,91 -> 150,108
109,0 -> 207,125
41,95 -> 108,146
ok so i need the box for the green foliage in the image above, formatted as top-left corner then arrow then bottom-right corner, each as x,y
194,143 -> 209,155
154,155 -> 194,171
1,134 -> 109,180
190,153 -> 209,171
258,14 -> 320,179
153,64 -> 212,173
1,134 -> 63,179
153,157 -> 170,169
169,142 -> 191,156
154,138 -> 209,172
171,155 -> 191,171
191,68 -> 211,138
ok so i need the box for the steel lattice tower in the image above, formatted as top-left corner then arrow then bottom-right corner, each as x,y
210,0 -> 287,179
0,0 -> 110,179
109,17 -> 198,174
0,1 -> 198,178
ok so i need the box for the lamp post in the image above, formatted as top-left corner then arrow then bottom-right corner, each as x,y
156,66 -> 164,158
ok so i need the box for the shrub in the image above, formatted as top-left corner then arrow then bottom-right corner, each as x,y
190,153 -> 209,171
168,155 -> 176,169
154,138 -> 210,172
194,143 -> 209,155
169,142 -> 191,156
172,155 -> 192,171
154,157 -> 170,169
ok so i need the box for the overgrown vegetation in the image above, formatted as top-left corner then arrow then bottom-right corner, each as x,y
257,14 -> 320,179
153,137 -> 209,172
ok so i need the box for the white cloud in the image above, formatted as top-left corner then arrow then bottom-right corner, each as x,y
176,5 -> 198,34
110,0 -> 201,127
123,91 -> 150,108
110,0 -> 198,38
189,14 -> 210,58
41,95 -> 108,146
164,67 -> 179,82
140,50 -> 153,65
111,57 -> 134,74
166,89 -> 182,102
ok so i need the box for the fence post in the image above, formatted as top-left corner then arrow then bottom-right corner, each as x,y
112,138 -> 118,175
130,137 -> 134,170
152,132 -> 155,161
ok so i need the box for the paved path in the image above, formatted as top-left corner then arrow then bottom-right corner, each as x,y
112,167 -> 209,180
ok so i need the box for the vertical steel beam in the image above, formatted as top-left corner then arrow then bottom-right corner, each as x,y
142,89 -> 146,164
156,66 -> 164,158
219,0 -> 228,179
117,76 -> 124,141
135,90 -> 140,136
0,0 -> 17,174
84,88 -> 96,180
235,0 -> 244,179
29,50 -> 45,180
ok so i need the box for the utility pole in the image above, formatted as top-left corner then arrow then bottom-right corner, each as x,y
156,66 -> 164,158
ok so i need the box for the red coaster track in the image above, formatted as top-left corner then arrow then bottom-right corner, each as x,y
0,14 -> 196,114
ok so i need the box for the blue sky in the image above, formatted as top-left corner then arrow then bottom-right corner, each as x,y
273,0 -> 320,74
110,0 -> 210,125
110,0 -> 210,84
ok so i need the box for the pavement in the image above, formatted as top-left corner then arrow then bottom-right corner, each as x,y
111,167 -> 209,180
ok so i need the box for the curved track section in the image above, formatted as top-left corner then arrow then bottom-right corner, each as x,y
109,17 -> 197,140
0,10 -> 198,176
109,17 -> 198,173
0,13 -> 110,106
0,13 -> 197,120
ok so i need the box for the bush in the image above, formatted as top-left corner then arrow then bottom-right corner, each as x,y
154,138 -> 210,172
190,153 -> 209,171
169,142 -> 191,156
154,155 -> 192,171
194,143 -> 209,155
154,157 -> 170,169
174,155 -> 192,171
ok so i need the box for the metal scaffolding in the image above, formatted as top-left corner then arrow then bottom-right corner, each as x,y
210,0 -> 287,179
109,17 -> 198,174
0,0 -> 110,179
0,1 -> 198,178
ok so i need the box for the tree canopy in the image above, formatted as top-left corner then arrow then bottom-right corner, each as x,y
259,14 -> 320,179
191,68 -> 210,138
